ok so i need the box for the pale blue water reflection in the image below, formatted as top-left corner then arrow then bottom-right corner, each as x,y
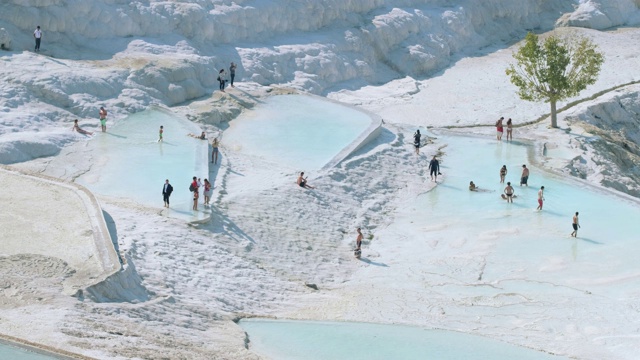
240,319 -> 566,360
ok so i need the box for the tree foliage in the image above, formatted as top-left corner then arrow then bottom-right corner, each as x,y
505,32 -> 604,128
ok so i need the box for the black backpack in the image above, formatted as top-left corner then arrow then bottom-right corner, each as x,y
189,183 -> 195,192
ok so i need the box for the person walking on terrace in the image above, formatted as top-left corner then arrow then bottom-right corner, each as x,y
162,179 -> 173,208
428,155 -> 440,182
570,212 -> 580,237
413,129 -> 421,155
537,186 -> 545,211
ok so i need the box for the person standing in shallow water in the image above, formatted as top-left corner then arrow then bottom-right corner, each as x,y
158,125 -> 164,143
504,182 -> 514,203
33,26 -> 42,52
413,129 -> 421,155
229,62 -> 237,88
570,212 -> 580,237
506,118 -> 513,141
162,179 -> 173,208
499,165 -> 507,183
99,107 -> 107,132
428,156 -> 440,182
520,164 -> 529,186
536,186 -> 545,210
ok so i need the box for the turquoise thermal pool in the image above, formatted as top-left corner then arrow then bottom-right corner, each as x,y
76,108 -> 209,220
402,134 -> 640,297
222,95 -> 373,170
239,319 -> 566,360
241,133 -> 640,359
0,340 -> 63,360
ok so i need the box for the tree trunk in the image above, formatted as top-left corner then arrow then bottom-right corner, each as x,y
550,100 -> 558,128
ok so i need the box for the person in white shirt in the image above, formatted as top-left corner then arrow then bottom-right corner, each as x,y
33,26 -> 42,52
536,186 -> 545,210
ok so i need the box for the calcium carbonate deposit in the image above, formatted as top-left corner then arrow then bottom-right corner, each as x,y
1,1 -> 640,359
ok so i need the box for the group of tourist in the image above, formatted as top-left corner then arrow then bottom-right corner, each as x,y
495,116 -> 514,141
217,62 -> 238,92
413,130 -> 441,182
187,176 -> 212,210
72,106 -> 108,135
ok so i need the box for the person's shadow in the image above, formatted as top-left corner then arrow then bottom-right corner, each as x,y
359,257 -> 389,267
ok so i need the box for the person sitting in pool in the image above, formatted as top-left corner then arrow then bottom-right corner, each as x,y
188,131 -> 207,140
297,172 -> 315,189
72,119 -> 93,135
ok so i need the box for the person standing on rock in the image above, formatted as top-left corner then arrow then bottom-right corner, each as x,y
217,68 -> 227,92
162,179 -> 173,208
99,106 -> 108,132
211,137 -> 219,164
354,227 -> 363,258
229,62 -> 237,88
33,26 -> 42,52
413,129 -> 421,155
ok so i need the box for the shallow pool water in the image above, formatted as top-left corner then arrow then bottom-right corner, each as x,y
406,134 -> 640,296
76,108 -> 210,221
222,95 -> 373,170
0,341 -> 62,360
239,319 -> 565,360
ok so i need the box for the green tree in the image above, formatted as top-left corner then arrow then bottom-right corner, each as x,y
506,32 -> 604,128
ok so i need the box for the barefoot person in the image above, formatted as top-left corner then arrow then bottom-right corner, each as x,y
570,212 -> 580,237
297,172 -> 315,189
72,119 -> 93,135
203,179 -> 211,205
158,125 -> 164,142
536,186 -> 545,210
162,179 -> 173,208
413,129 -> 421,155
520,165 -> 529,186
428,155 -> 440,182
211,137 -> 219,164
99,106 -> 107,132
469,181 -> 478,191
500,165 -> 507,183
496,117 -> 504,141
188,131 -> 206,140
504,182 -> 514,203
506,118 -> 513,141
354,228 -> 363,258
192,187 -> 199,211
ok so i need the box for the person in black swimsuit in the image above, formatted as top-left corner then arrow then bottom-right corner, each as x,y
413,130 -> 421,154
297,172 -> 315,189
